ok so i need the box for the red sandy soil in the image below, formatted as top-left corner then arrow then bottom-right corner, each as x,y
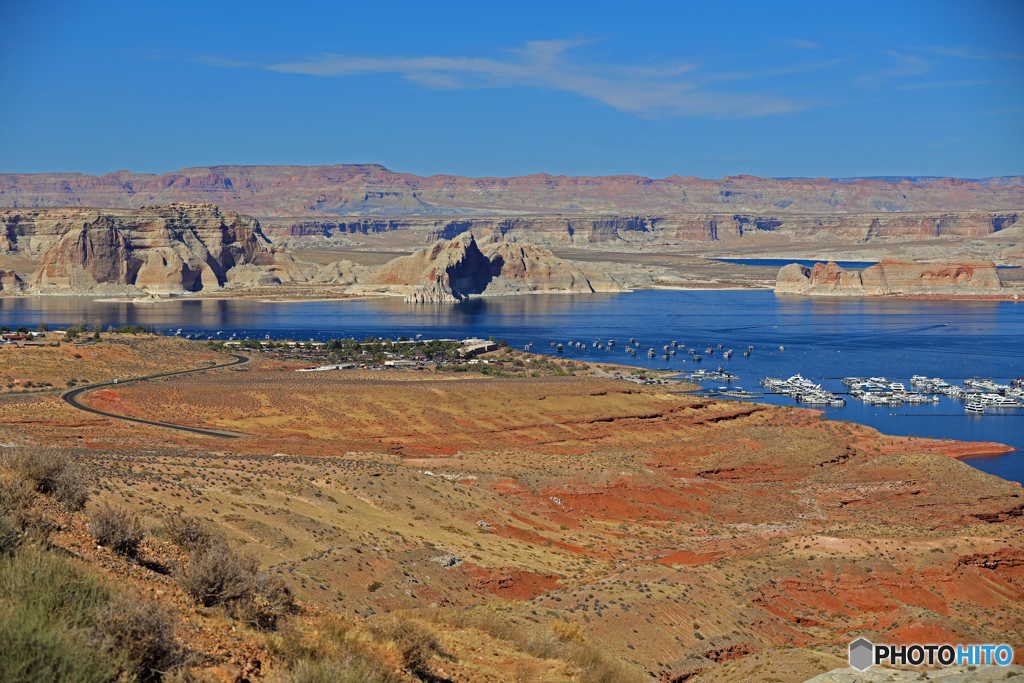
4,344 -> 1023,682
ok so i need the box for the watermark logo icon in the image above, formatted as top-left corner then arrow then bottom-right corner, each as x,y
849,637 -> 873,671
849,639 -> 1014,669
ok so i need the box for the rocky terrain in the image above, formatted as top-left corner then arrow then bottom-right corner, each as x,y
3,166 -> 1022,276
0,204 -> 663,298
257,211 -> 1024,252
2,166 -> 1022,217
366,233 -> 654,302
1,338 -> 1021,682
776,260 -> 1007,297
1,203 -> 323,295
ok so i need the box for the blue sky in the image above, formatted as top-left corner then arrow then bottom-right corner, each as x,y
1,0 -> 1021,178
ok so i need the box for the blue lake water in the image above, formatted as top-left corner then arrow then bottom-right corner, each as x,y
713,258 -> 1020,269
713,258 -> 881,269
2,292 -> 1021,485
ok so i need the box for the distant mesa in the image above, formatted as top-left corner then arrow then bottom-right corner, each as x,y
1,164 -> 1022,216
776,259 -> 1004,297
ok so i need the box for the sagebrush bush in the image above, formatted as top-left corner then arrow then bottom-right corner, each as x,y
163,513 -> 218,553
0,470 -> 35,517
93,594 -> 185,681
177,541 -> 259,607
176,539 -> 294,629
0,515 -> 17,555
47,464 -> 90,511
240,571 -> 295,629
0,447 -> 89,512
89,504 -> 145,556
370,618 -> 444,678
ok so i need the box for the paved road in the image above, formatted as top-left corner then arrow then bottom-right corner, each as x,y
61,353 -> 250,438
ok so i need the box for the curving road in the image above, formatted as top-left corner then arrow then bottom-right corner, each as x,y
62,353 -> 250,438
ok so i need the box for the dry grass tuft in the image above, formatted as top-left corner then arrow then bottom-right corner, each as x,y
369,618 -> 445,679
430,611 -> 644,683
267,619 -> 400,683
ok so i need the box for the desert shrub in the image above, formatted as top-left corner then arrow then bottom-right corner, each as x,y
177,540 -> 293,629
550,618 -> 586,645
163,513 -> 217,552
0,547 -> 122,683
93,594 -> 185,681
428,612 -> 644,683
370,618 -> 444,679
282,657 -> 396,683
0,447 -> 89,511
268,620 -> 400,683
177,540 -> 258,607
89,504 -> 145,556
0,469 -> 35,518
234,571 -> 295,630
571,642 -> 645,683
47,464 -> 90,511
0,514 -> 19,555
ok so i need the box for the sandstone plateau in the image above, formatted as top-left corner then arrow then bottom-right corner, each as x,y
776,260 -> 1006,297
2,165 -> 1022,216
0,203 -> 654,298
258,211 -> 1024,250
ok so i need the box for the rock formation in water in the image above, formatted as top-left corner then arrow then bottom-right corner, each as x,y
2,165 -> 1022,217
365,233 -> 645,302
22,203 -> 316,294
4,203 -> 650,298
776,259 -> 1005,296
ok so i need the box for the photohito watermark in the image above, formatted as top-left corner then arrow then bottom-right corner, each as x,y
849,638 -> 1014,671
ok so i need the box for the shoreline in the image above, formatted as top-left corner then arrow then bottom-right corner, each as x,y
511,351 -> 1019,467
777,292 -> 1022,301
5,283 -> 1018,301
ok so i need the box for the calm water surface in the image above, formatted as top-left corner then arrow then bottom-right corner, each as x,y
2,292 -> 1021,485
713,258 -> 880,269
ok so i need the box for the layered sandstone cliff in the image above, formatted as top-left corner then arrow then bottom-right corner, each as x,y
8,203 -> 652,298
259,211 -> 1022,251
776,260 -> 1004,296
2,165 -> 1022,217
22,203 -> 315,294
365,233 -> 647,302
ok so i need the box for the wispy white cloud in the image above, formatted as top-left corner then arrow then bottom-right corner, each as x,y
192,56 -> 251,69
854,50 -> 932,88
259,40 -> 811,119
897,79 -> 998,90
778,39 -> 819,50
916,44 -> 987,60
